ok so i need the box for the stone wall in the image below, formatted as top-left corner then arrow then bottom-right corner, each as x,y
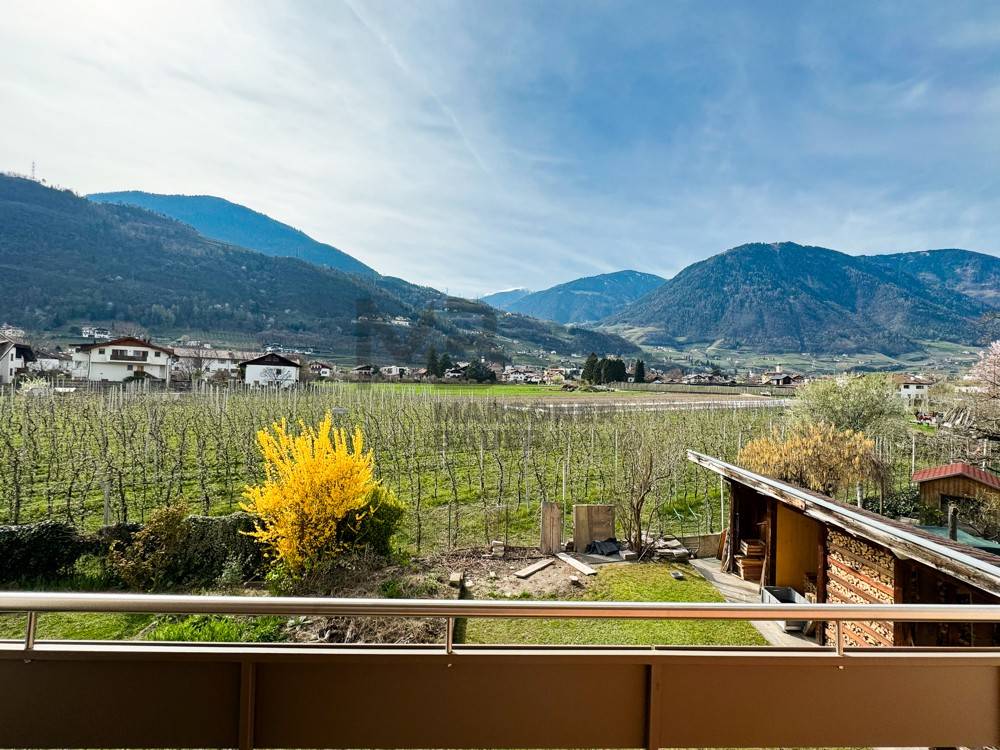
824,529 -> 896,647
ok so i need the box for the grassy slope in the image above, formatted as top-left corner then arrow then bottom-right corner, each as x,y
464,564 -> 766,647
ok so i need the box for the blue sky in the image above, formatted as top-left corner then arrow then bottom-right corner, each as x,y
2,2 -> 1000,296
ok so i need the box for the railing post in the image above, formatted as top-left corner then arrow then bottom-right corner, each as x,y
24,611 -> 37,651
445,616 -> 455,654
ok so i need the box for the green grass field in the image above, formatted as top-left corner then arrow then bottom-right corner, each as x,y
322,382 -> 663,398
463,563 -> 766,647
0,610 -> 285,642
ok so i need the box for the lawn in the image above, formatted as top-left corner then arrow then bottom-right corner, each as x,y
0,611 -> 285,642
0,611 -> 153,640
463,563 -> 766,647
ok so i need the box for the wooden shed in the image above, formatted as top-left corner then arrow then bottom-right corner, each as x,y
689,451 -> 1000,648
911,462 -> 1000,509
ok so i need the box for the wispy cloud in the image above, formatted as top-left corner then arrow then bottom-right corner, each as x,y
2,1 -> 999,296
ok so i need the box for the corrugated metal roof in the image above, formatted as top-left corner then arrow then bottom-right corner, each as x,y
911,462 -> 1000,492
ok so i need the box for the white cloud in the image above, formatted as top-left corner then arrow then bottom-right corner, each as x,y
1,1 -> 999,297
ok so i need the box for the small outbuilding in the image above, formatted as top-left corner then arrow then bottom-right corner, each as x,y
690,451 -> 1000,648
912,462 -> 1000,510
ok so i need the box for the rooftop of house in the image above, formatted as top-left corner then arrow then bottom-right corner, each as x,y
891,373 -> 935,386
240,352 -> 302,368
76,336 -> 174,356
172,346 -> 262,360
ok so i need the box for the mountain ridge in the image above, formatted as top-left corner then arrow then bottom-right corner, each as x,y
88,191 -> 377,278
603,242 -> 995,355
1,175 -> 637,362
487,270 -> 665,324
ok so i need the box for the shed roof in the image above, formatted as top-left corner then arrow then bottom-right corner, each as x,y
911,462 -> 1000,492
688,450 -> 1000,595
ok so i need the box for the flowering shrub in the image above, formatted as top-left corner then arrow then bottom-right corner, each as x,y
738,423 -> 878,495
242,414 -> 398,574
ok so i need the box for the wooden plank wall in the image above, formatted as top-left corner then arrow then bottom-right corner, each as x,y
573,504 -> 614,552
775,504 -> 821,589
919,476 -> 999,508
540,502 -> 562,555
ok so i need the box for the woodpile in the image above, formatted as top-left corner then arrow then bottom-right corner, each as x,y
735,538 -> 764,581
652,536 -> 690,562
824,530 -> 896,647
803,572 -> 817,597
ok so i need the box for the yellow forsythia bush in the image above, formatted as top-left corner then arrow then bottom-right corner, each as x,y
738,423 -> 877,495
241,413 -> 386,574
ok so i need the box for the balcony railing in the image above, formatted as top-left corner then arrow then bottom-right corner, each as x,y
109,349 -> 149,362
1,591 -> 998,749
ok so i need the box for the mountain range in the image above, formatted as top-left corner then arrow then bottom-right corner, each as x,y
603,242 -> 999,355
480,288 -> 532,309
88,191 -> 376,277
8,176 -> 1000,359
484,270 -> 665,324
0,175 -> 637,362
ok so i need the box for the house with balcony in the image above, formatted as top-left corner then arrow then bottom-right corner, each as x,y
891,373 -> 934,410
71,337 -> 173,382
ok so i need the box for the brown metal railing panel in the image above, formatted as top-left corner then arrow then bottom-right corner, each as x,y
0,658 -> 240,748
253,660 -> 648,748
1,646 -> 998,749
1,592 -> 999,748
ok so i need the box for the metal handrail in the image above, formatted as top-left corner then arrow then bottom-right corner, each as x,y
2,591 -> 999,621
3,592 -> 999,656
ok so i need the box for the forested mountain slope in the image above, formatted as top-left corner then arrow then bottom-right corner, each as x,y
604,242 -> 992,355
1,175 -> 636,361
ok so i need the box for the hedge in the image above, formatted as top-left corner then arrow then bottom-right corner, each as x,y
107,510 -> 267,590
0,521 -> 86,582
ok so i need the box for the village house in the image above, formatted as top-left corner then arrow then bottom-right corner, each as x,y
71,337 -> 173,383
239,352 -> 301,387
308,361 -> 337,378
682,372 -> 735,386
28,349 -> 72,375
891,373 -> 934,410
691,451 -> 1000,647
79,325 -> 112,340
380,365 -> 408,379
351,364 -> 378,380
912,462 -> 1000,511
173,346 -> 263,380
0,323 -> 26,339
760,371 -> 793,386
503,365 -> 542,384
0,337 -> 35,384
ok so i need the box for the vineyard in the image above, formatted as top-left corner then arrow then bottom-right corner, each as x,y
0,383 -> 984,554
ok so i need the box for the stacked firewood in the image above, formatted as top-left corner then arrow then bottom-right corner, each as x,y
824,530 -> 896,646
